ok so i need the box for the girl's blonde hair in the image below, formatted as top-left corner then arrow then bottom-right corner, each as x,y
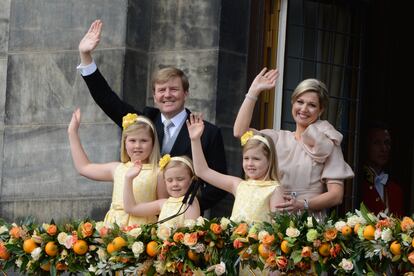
242,133 -> 279,181
120,119 -> 160,168
161,155 -> 196,181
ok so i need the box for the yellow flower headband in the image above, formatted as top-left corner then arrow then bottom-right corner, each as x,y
159,154 -> 194,173
122,113 -> 155,131
240,130 -> 270,148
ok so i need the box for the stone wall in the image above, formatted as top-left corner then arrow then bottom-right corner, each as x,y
0,0 -> 250,222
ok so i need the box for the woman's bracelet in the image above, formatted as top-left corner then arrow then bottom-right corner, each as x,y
245,93 -> 258,101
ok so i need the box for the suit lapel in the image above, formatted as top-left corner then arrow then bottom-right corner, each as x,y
154,114 -> 164,148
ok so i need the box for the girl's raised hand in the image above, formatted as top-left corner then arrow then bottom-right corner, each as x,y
186,113 -> 204,140
125,160 -> 143,181
68,108 -> 81,134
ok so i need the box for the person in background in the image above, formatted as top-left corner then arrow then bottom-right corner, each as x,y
359,121 -> 404,216
77,19 -> 228,214
233,68 -> 354,218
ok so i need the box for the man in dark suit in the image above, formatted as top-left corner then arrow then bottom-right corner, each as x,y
77,20 -> 228,214
359,121 -> 404,216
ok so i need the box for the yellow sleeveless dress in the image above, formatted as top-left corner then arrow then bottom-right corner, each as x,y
231,180 -> 281,223
104,162 -> 158,226
158,196 -> 186,229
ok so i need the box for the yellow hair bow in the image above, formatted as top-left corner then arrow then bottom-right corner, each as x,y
159,154 -> 171,170
122,113 -> 139,130
240,130 -> 254,146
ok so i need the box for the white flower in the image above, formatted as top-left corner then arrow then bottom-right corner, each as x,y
88,265 -> 97,273
127,227 -> 142,238
132,241 -> 144,257
15,258 -> 23,268
215,261 -> 226,275
0,225 -> 8,234
154,260 -> 166,274
157,225 -> 171,241
347,214 -> 366,227
57,232 -> 68,245
340,258 -> 354,271
184,219 -> 196,229
258,230 -> 269,242
286,227 -> 300,238
196,216 -> 205,226
220,217 -> 231,230
31,247 -> 42,261
307,217 -> 313,228
381,228 -> 393,242
97,247 -> 107,261
334,221 -> 346,231
193,243 -> 205,253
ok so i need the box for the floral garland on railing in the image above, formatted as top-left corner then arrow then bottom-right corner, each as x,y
1,204 -> 414,275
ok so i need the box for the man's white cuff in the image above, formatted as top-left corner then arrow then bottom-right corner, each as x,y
76,61 -> 97,76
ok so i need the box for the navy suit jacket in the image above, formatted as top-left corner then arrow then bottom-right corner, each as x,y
82,69 -> 228,212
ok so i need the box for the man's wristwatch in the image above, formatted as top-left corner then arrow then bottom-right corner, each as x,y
303,199 -> 309,210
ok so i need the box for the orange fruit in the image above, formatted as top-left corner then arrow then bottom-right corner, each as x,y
341,225 -> 352,237
363,225 -> 375,240
56,262 -> 68,271
319,242 -> 331,257
238,248 -> 250,260
187,249 -> 200,262
107,243 -> 116,254
0,242 -> 10,260
112,236 -> 127,251
354,223 -> 361,235
146,241 -> 159,257
258,243 -> 270,259
281,240 -> 291,254
390,241 -> 402,255
40,262 -> 51,271
45,241 -> 58,257
23,238 -> 38,254
412,238 -> 414,248
73,240 -> 88,255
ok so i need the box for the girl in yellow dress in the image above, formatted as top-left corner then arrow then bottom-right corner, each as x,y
68,110 -> 166,227
187,113 -> 284,224
123,155 -> 200,229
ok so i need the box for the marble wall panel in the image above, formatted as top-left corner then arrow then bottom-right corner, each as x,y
0,0 -> 11,57
126,0 -> 152,51
1,122 -> 119,220
5,50 -> 125,126
8,0 -> 128,51
150,0 -> 220,51
0,198 -> 111,223
123,49 -> 149,111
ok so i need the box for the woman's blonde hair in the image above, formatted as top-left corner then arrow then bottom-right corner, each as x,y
291,78 -> 329,115
120,120 -> 160,168
242,133 -> 279,181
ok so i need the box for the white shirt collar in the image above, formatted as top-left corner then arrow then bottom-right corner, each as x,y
161,109 -> 187,135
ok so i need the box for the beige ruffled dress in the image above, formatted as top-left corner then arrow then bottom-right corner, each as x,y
261,120 -> 354,218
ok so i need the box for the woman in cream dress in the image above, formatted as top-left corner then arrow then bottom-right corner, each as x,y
234,69 -> 354,218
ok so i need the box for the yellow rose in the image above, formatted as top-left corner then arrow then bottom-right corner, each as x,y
159,154 -> 171,170
240,130 -> 254,146
122,113 -> 138,130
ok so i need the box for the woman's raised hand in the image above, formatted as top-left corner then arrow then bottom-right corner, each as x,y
68,108 -> 81,134
248,68 -> 279,96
